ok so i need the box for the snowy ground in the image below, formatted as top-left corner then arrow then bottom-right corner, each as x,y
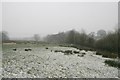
2,44 -> 118,78
0,44 -> 2,79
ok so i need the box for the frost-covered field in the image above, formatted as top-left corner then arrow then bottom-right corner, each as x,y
2,44 -> 118,78
0,44 -> 2,79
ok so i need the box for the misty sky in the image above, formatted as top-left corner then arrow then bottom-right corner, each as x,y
2,2 -> 118,38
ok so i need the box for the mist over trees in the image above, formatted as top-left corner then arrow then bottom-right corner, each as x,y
33,34 -> 40,42
44,29 -> 95,47
0,31 -> 9,42
1,27 -> 119,54
95,32 -> 118,52
44,28 -> 119,53
96,30 -> 107,40
44,32 -> 66,44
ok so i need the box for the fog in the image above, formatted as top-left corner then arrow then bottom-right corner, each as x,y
2,2 -> 118,39
0,2 -> 2,32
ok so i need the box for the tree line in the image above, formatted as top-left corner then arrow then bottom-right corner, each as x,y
1,28 -> 119,54
44,29 -> 119,54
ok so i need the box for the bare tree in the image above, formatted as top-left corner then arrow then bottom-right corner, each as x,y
97,29 -> 106,39
2,31 -> 9,41
66,29 -> 75,44
88,32 -> 95,38
34,34 -> 40,42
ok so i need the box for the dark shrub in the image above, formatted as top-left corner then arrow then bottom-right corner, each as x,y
64,50 -> 73,55
82,53 -> 86,55
105,60 -> 120,68
96,51 -> 102,55
28,49 -> 32,51
13,48 -> 17,51
46,47 -> 48,49
73,51 -> 79,54
78,54 -> 84,57
96,51 -> 117,58
25,48 -> 32,51
25,49 -> 28,51
54,50 -> 63,53
102,53 -> 117,58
